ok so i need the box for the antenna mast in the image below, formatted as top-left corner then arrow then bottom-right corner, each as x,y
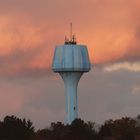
70,22 -> 73,41
64,23 -> 77,45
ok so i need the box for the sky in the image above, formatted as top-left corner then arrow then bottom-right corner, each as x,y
0,0 -> 140,129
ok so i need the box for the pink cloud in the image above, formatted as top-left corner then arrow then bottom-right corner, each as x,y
0,0 -> 140,76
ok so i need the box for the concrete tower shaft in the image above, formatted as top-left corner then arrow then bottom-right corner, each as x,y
60,72 -> 83,124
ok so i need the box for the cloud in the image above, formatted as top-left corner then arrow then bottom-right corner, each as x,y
0,0 -> 140,77
0,16 -> 56,77
104,62 -> 140,72
78,68 -> 140,123
132,87 -> 140,95
0,74 -> 65,128
0,62 -> 140,129
0,46 -> 52,77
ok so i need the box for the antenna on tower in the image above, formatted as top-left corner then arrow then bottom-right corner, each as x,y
64,23 -> 77,45
70,22 -> 73,41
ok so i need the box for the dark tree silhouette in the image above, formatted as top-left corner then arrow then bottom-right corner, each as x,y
99,120 -> 113,137
99,117 -> 138,140
0,115 -> 140,140
36,119 -> 98,140
0,115 -> 35,140
68,119 -> 97,140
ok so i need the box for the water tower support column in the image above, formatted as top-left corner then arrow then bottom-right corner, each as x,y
60,72 -> 83,124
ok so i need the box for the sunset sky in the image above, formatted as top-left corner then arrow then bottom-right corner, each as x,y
0,0 -> 140,129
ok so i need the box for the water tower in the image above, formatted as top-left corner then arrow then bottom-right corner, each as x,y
52,24 -> 91,124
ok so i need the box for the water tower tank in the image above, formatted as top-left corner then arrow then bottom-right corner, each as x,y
52,45 -> 90,72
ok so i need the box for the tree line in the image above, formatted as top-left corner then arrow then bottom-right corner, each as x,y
0,115 -> 140,140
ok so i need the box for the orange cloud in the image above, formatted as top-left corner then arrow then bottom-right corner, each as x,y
0,16 -> 54,76
0,0 -> 140,76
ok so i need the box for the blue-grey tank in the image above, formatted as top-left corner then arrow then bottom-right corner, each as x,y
52,45 -> 90,72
